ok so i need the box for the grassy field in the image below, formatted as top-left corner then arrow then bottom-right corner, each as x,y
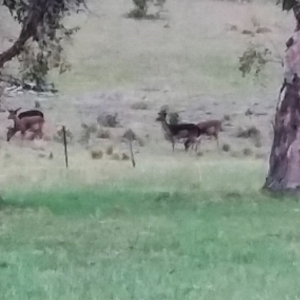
1,161 -> 300,300
0,0 -> 299,299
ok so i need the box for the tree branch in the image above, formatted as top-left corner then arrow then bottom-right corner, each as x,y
0,0 -> 47,68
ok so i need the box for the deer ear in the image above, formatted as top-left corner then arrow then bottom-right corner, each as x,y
15,107 -> 21,113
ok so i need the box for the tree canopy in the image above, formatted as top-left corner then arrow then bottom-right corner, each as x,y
0,0 -> 86,91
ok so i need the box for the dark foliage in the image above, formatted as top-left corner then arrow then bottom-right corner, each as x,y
0,0 -> 86,90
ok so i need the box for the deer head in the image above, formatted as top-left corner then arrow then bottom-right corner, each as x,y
6,126 -> 15,142
7,107 -> 21,119
156,110 -> 167,122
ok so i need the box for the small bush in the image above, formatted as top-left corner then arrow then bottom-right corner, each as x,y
243,148 -> 253,156
126,7 -> 146,19
236,126 -> 261,139
242,29 -> 254,36
54,126 -> 73,143
82,123 -> 97,134
97,113 -> 119,128
91,150 -> 103,160
126,0 -> 166,20
122,153 -> 130,160
228,25 -> 238,31
256,27 -> 271,34
223,114 -> 231,121
222,143 -> 231,152
34,100 -> 41,108
254,140 -> 262,148
79,125 -> 93,145
245,108 -> 253,116
97,129 -> 111,139
106,145 -> 114,155
123,129 -> 136,141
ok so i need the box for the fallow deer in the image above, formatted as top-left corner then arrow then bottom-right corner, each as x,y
7,108 -> 45,143
186,119 -> 223,153
156,110 -> 201,152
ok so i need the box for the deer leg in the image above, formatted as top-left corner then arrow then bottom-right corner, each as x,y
33,130 -> 40,140
39,122 -> 44,140
184,139 -> 189,152
195,136 -> 201,154
36,127 -> 42,139
189,140 -> 194,155
191,138 -> 197,155
20,130 -> 25,147
184,138 -> 193,154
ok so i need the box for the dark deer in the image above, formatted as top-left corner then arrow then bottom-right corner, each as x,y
7,108 -> 45,142
186,119 -> 223,153
156,110 -> 201,152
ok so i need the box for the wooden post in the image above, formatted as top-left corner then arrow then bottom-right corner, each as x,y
62,126 -> 68,169
128,139 -> 136,168
123,129 -> 136,168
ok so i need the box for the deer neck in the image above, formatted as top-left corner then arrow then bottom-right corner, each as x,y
13,116 -> 21,128
160,118 -> 172,135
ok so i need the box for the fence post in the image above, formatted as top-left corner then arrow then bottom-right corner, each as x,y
62,126 -> 68,169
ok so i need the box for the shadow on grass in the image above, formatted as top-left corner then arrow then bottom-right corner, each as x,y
1,187 -> 201,217
0,184 -> 292,218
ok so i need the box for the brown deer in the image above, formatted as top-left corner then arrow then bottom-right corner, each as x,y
186,119 -> 223,153
7,108 -> 45,143
156,110 -> 201,152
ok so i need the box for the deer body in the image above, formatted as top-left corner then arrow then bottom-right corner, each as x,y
18,110 -> 44,119
7,108 -> 45,142
187,119 -> 222,152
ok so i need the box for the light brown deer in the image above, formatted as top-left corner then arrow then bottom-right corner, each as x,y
7,108 -> 45,143
186,119 -> 223,153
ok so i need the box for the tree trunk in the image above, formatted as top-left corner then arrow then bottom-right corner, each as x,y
263,29 -> 300,192
0,0 -> 44,68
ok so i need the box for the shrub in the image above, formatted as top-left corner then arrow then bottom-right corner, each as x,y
106,145 -> 114,155
91,150 -> 103,160
97,113 -> 119,128
243,148 -> 253,156
122,153 -> 130,160
97,129 -> 111,139
222,143 -> 231,152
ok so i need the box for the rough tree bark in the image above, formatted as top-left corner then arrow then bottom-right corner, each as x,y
263,6 -> 300,191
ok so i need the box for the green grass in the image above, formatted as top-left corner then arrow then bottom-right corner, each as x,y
1,173 -> 300,299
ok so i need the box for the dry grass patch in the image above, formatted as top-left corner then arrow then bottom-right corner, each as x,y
131,101 -> 149,110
